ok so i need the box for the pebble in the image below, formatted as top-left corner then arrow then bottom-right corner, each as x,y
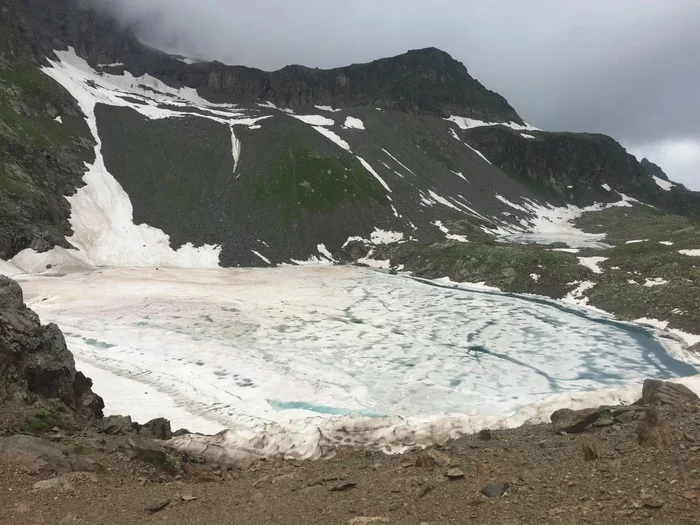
446,468 -> 465,479
644,500 -> 664,509
146,498 -> 171,512
481,482 -> 507,498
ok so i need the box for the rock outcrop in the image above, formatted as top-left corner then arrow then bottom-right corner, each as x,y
0,275 -> 104,424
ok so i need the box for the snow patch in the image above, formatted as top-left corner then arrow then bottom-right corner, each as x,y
446,116 -> 540,132
433,221 -> 469,243
381,149 -> 416,176
679,249 -> 700,256
312,126 -> 351,151
465,143 -> 492,165
291,114 -> 334,126
251,250 -> 271,265
357,157 -> 391,193
521,133 -> 535,139
54,116 -> 62,124
653,176 -> 673,191
644,278 -> 668,287
451,171 -> 467,181
659,241 -> 674,246
230,126 -> 241,173
578,257 -> 608,274
317,244 -> 335,261
601,184 -> 612,191
370,229 -> 404,244
315,105 -> 341,113
530,273 -> 540,282
626,240 -> 647,244
343,117 -> 365,130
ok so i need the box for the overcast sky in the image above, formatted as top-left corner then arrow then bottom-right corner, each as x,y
97,0 -> 700,189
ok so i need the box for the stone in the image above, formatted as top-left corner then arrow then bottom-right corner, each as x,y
550,408 -> 602,433
478,429 -> 492,441
644,500 -> 664,509
0,275 -> 23,309
0,434 -> 72,473
476,463 -> 488,476
637,409 -> 670,450
33,477 -> 73,491
101,415 -> 133,435
581,436 -> 601,461
446,468 -> 465,479
641,379 -> 699,406
181,494 -> 198,502
481,482 -> 508,498
331,482 -> 357,491
146,498 -> 171,512
139,417 -> 172,440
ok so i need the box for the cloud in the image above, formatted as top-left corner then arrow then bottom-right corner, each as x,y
91,0 -> 700,189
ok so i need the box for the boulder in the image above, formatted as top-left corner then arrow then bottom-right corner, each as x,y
139,417 -> 172,440
550,407 -> 602,433
0,276 -> 104,423
641,379 -> 699,406
0,434 -> 72,473
100,415 -> 133,435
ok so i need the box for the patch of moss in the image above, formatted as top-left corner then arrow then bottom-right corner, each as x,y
24,408 -> 64,433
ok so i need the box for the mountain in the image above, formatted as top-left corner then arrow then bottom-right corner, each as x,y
1,0 -> 699,337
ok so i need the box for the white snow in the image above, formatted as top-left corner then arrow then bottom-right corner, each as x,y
343,117 -> 365,130
428,190 -> 462,212
317,243 -> 335,261
370,229 -> 404,244
551,248 -> 580,253
176,57 -> 198,65
357,157 -> 392,193
451,171 -> 467,181
381,149 -> 416,176
659,241 -> 674,246
626,239 -> 647,244
653,176 -> 673,191
495,194 -> 528,212
578,257 -> 608,274
13,266 -> 697,464
465,143 -> 492,165
312,126 -> 351,151
644,278 -> 669,287
446,116 -> 540,132
54,115 -> 63,124
251,250 -> 271,265
601,184 -> 612,191
562,281 -> 597,308
97,62 -> 125,68
530,273 -> 540,282
39,49 -> 224,269
315,105 -> 341,113
521,133 -> 535,139
433,221 -> 469,243
679,249 -> 700,256
11,247 -> 95,275
291,114 -> 334,126
0,259 -> 23,277
230,126 -> 241,173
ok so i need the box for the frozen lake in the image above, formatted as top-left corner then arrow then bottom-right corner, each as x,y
15,266 -> 697,437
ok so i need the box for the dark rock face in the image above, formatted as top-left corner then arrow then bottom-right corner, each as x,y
461,127 -> 700,217
640,158 -> 668,181
15,0 -> 523,122
0,276 -> 104,420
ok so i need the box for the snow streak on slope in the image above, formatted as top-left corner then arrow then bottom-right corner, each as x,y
26,48 -> 282,269
447,116 -> 540,132
16,266 -> 698,463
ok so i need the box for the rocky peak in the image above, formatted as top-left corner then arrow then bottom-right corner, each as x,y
640,157 -> 669,181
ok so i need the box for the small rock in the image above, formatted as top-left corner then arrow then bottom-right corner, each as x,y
348,518 -> 390,525
101,415 -> 133,435
331,482 -> 357,492
476,463 -> 488,476
551,408 -> 602,433
446,468 -> 465,479
478,429 -> 492,441
33,477 -> 73,491
146,498 -> 171,512
58,513 -> 79,524
593,419 -> 615,428
581,436 -> 601,461
416,485 -> 433,498
180,494 -> 198,502
644,500 -> 664,509
481,482 -> 508,498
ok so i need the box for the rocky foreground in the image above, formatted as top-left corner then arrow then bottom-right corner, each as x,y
2,276 -> 700,524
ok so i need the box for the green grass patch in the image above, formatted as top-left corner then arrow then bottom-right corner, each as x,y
253,138 -> 388,224
24,408 -> 64,433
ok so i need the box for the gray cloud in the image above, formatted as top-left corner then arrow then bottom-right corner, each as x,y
94,0 -> 700,189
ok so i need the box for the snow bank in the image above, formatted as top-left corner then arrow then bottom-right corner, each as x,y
343,116 -> 365,130
680,249 -> 700,256
653,176 -> 673,191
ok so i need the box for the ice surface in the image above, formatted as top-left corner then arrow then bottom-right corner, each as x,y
0,259 -> 23,277
343,117 -> 365,130
653,176 -> 673,191
13,266 -> 698,462
15,266 -> 697,441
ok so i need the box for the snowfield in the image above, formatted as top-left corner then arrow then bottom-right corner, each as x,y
12,266 -> 699,460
